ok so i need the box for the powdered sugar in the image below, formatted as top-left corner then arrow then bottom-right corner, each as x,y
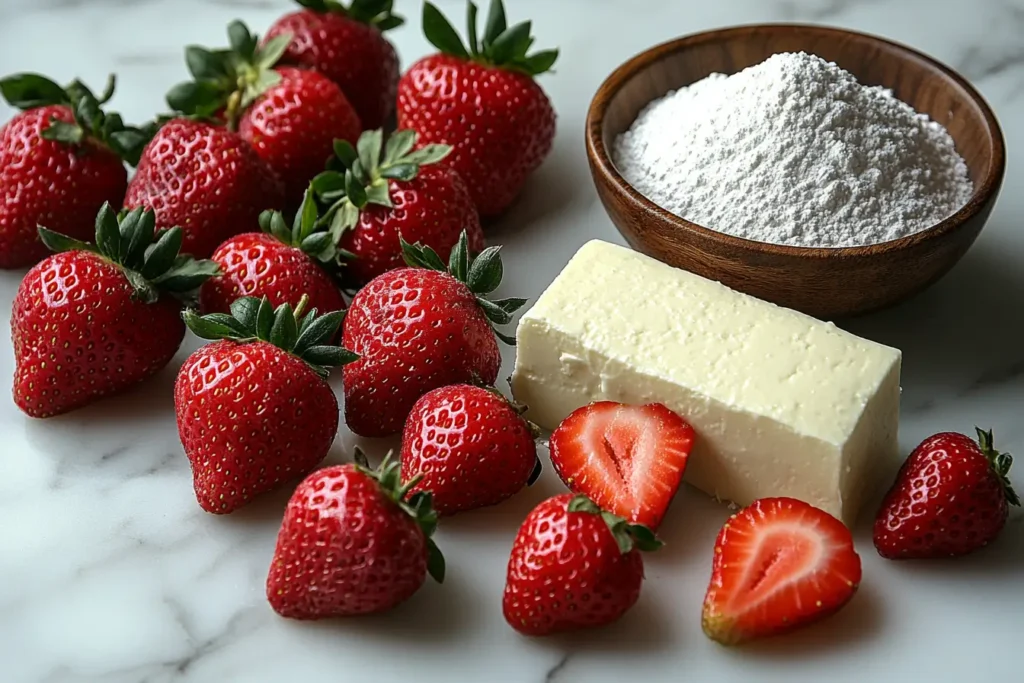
613,52 -> 973,248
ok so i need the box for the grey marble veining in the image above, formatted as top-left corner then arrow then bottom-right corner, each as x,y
3,0 -> 1024,682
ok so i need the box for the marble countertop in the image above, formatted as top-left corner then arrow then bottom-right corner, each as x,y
3,0 -> 1024,681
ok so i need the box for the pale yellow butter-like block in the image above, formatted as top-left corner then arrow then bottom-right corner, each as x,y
511,240 -> 901,525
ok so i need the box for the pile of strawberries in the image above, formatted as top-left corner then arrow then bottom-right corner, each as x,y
3,0 -> 1021,648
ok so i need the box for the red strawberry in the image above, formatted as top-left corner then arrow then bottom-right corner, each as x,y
264,0 -> 402,130
549,402 -> 694,530
401,384 -> 539,515
874,429 -> 1019,559
0,73 -> 152,268
200,189 -> 345,315
702,497 -> 862,645
343,234 -> 523,437
312,128 -> 483,287
124,118 -> 284,259
503,493 -> 661,636
267,452 -> 445,618
175,296 -> 355,513
397,1 -> 558,217
168,21 -> 361,205
12,204 -> 219,418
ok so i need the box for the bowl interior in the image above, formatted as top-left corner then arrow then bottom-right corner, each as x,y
600,25 -> 997,206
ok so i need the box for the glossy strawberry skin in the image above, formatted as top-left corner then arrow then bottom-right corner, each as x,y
874,432 -> 1013,559
124,119 -> 284,259
174,340 -> 339,514
12,251 -> 183,418
239,67 -> 361,205
702,497 -> 862,645
264,10 -> 399,130
401,385 -> 536,516
199,233 -> 345,315
343,268 -> 500,437
503,493 -> 644,636
397,54 -> 556,218
340,164 -> 483,286
267,464 -> 428,618
0,105 -> 127,269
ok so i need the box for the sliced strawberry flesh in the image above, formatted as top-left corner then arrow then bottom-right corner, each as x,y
549,402 -> 694,530
703,497 -> 862,645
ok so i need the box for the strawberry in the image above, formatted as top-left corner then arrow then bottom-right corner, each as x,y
264,0 -> 402,130
874,429 -> 1020,559
312,128 -> 484,286
124,118 -> 284,259
168,21 -> 361,206
397,0 -> 558,217
401,384 -> 540,515
549,402 -> 695,530
0,73 -> 152,268
702,497 -> 862,645
503,493 -> 661,636
176,296 -> 356,514
343,233 -> 523,437
200,188 -> 345,315
267,451 -> 445,618
12,204 -> 219,418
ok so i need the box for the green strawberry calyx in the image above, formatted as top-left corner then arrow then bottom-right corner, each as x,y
567,495 -> 663,555
400,231 -> 526,346
183,295 -> 357,379
421,0 -> 558,77
312,129 -> 451,240
975,428 -> 1020,506
0,73 -> 156,166
353,448 -> 446,583
258,184 -> 353,266
296,0 -> 404,31
38,203 -> 219,305
166,20 -> 292,131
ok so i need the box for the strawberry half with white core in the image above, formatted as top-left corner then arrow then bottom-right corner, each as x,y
264,0 -> 403,130
549,402 -> 695,530
312,128 -> 484,287
267,450 -> 444,619
12,205 -> 219,418
503,493 -> 661,636
177,295 -> 356,513
342,232 -> 524,437
167,21 -> 361,205
702,497 -> 862,646
199,186 -> 346,315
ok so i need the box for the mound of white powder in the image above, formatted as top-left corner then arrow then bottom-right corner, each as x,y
613,52 -> 973,248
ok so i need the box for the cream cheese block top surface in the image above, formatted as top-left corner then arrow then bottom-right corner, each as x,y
518,240 -> 901,446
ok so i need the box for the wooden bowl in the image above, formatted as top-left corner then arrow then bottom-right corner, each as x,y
586,24 -> 1005,318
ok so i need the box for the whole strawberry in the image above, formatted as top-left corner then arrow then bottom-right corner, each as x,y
267,452 -> 445,619
874,429 -> 1020,559
168,21 -> 361,205
0,73 -> 152,268
176,296 -> 355,514
343,233 -> 524,437
401,384 -> 539,515
200,188 -> 345,315
313,128 -> 483,286
264,0 -> 402,130
12,204 -> 219,418
398,0 -> 558,217
124,118 -> 284,259
503,493 -> 660,636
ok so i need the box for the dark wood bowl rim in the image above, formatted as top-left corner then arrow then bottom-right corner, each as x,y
586,23 -> 1007,260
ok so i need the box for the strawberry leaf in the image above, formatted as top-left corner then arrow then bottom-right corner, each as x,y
294,309 -> 345,354
333,139 -> 359,168
423,2 -> 470,59
383,128 -> 416,163
482,0 -> 507,49
488,21 -> 532,64
448,231 -> 470,282
0,73 -> 68,109
227,20 -> 258,59
256,297 -> 274,340
466,245 -> 503,294
522,49 -> 559,76
357,128 -> 383,177
186,46 -> 231,80
141,228 -> 184,279
231,296 -> 261,331
466,1 -> 480,54
257,33 -> 292,70
37,227 -> 95,256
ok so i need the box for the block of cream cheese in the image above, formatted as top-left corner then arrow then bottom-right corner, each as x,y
511,240 -> 901,525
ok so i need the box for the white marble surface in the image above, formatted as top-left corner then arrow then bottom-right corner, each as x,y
3,0 -> 1024,681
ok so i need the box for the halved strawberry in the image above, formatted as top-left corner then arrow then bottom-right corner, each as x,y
702,497 -> 862,645
548,402 -> 694,530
